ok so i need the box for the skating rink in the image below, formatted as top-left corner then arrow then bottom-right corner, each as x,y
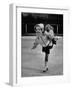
21,36 -> 63,77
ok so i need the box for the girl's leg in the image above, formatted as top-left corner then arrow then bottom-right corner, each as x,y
45,53 -> 49,66
43,53 -> 49,72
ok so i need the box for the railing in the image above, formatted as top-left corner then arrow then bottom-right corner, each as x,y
22,23 -> 63,36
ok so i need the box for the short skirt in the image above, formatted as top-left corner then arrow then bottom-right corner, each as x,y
42,45 -> 53,54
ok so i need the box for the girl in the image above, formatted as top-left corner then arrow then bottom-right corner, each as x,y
32,24 -> 57,72
42,24 -> 56,72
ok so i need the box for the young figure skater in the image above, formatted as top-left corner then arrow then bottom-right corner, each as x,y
32,23 -> 57,72
42,24 -> 56,72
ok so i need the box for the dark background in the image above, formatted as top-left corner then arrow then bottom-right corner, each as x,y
21,13 -> 63,36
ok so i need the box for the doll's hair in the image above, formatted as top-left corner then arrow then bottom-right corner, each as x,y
45,24 -> 54,31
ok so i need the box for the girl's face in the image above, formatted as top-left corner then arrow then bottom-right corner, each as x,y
45,27 -> 50,32
45,25 -> 53,31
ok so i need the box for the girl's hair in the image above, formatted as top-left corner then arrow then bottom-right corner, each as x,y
45,24 -> 54,31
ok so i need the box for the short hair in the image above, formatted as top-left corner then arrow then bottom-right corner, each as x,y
45,24 -> 54,31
